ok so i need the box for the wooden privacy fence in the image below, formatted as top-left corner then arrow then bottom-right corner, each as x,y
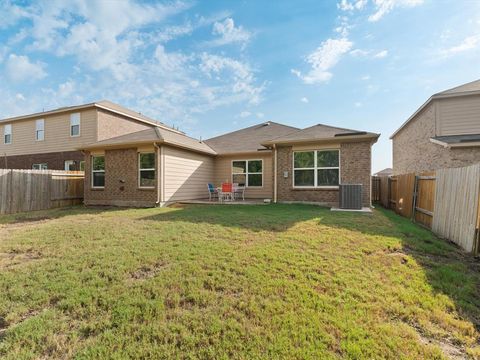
372,163 -> 480,254
0,169 -> 84,214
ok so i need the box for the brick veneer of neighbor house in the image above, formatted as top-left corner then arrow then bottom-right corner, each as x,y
276,141 -> 372,207
392,102 -> 480,175
84,148 -> 157,207
0,150 -> 84,170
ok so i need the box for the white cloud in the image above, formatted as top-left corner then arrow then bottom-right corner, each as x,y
361,75 -> 371,80
374,49 -> 388,58
6,54 -> 47,82
354,101 -> 363,107
239,111 -> 251,118
292,38 -> 353,84
369,0 -> 424,22
15,93 -> 25,101
441,35 -> 480,56
300,97 -> 309,103
256,112 -> 264,118
208,18 -> 251,48
338,0 -> 368,11
350,49 -> 370,57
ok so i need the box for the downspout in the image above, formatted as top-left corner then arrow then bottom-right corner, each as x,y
154,143 -> 162,207
273,144 -> 277,203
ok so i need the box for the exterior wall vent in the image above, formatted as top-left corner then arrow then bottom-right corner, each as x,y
339,184 -> 362,209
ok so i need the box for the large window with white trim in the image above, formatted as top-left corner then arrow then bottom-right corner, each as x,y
70,113 -> 80,137
293,150 -> 340,187
91,155 -> 105,188
138,152 -> 155,188
36,119 -> 44,141
4,124 -> 11,144
232,160 -> 263,187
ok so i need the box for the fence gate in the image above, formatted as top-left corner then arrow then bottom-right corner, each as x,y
432,164 -> 480,254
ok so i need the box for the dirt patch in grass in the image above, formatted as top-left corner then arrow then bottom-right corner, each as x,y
414,323 -> 468,360
0,250 -> 42,269
128,261 -> 168,281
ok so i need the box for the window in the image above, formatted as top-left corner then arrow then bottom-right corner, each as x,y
232,160 -> 263,187
70,113 -> 80,137
79,161 -> 85,172
32,163 -> 48,170
293,150 -> 340,188
4,124 -> 11,144
138,153 -> 155,188
64,160 -> 75,171
91,155 -> 105,188
36,119 -> 44,141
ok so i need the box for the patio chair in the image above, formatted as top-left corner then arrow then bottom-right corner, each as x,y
233,183 -> 245,201
219,182 -> 233,202
207,183 -> 218,201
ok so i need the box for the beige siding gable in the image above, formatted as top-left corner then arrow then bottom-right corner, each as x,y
437,95 -> 480,136
163,146 -> 214,202
97,109 -> 152,141
0,109 -> 97,157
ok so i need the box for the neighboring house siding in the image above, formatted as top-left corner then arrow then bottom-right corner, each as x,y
96,109 -> 152,141
0,150 -> 84,170
162,146 -> 214,202
437,95 -> 480,136
276,142 -> 372,207
84,148 -> 157,207
213,152 -> 274,199
392,102 -> 480,174
0,109 -> 97,156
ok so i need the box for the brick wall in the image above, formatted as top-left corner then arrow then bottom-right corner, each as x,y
0,150 -> 84,170
84,148 -> 157,207
276,142 -> 372,207
392,102 -> 480,174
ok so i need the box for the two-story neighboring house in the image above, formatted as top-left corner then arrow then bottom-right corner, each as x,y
0,100 -> 178,170
391,79 -> 480,175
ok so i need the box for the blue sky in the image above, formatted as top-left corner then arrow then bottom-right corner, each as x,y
0,0 -> 479,172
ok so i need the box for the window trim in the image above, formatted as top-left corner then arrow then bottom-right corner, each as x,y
292,149 -> 340,189
64,160 -> 75,171
32,163 -> 48,170
4,124 -> 12,145
138,152 -> 156,189
70,113 -> 81,137
91,155 -> 105,189
231,159 -> 264,188
36,119 -> 45,141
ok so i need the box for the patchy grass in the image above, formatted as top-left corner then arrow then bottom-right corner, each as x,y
0,204 -> 479,359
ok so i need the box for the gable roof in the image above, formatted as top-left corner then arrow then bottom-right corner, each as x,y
205,121 -> 299,154
373,167 -> 393,176
0,100 -> 182,134
262,123 -> 379,145
390,78 -> 480,139
82,127 -> 216,155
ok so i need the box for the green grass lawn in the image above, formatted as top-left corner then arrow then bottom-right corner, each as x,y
0,204 -> 479,359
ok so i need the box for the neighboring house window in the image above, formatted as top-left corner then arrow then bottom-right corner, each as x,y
232,160 -> 263,187
91,155 -> 105,188
36,119 -> 44,141
293,150 -> 340,187
4,124 -> 11,144
32,163 -> 48,170
138,152 -> 155,188
64,160 -> 75,171
70,113 -> 80,137
79,161 -> 85,172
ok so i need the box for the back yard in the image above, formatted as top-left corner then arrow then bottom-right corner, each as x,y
0,204 -> 479,359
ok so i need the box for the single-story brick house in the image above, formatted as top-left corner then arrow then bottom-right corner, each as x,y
81,121 -> 379,207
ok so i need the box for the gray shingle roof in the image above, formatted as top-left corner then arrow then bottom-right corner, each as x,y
431,134 -> 480,144
435,79 -> 480,96
82,127 -> 216,155
264,123 -> 379,144
205,121 -> 299,154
